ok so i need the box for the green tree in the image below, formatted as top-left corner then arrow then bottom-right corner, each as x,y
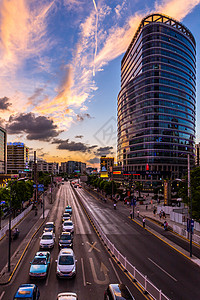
179,166 -> 200,221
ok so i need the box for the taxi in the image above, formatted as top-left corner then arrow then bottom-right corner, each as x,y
13,284 -> 40,299
29,251 -> 50,278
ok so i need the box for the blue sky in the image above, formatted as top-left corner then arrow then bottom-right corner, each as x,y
0,0 -> 200,168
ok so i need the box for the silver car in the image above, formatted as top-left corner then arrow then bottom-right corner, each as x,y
56,248 -> 76,278
40,232 -> 55,249
62,221 -> 74,233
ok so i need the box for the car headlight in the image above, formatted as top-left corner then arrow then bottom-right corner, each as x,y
71,265 -> 76,273
57,266 -> 61,274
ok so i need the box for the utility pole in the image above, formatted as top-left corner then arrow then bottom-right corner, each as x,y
8,182 -> 12,272
34,151 -> 37,205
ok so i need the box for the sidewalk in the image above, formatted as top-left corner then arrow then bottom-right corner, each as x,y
131,201 -> 200,267
0,192 -> 53,285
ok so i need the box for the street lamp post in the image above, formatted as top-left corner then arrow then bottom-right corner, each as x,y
8,181 -> 14,272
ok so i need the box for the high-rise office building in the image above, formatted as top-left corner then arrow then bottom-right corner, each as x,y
7,142 -> 29,174
117,14 -> 196,187
0,126 -> 7,174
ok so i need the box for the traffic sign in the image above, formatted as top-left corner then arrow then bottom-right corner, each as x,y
38,184 -> 44,192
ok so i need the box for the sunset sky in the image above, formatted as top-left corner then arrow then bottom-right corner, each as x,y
0,0 -> 200,168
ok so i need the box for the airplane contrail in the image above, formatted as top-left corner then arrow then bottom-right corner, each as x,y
92,0 -> 98,76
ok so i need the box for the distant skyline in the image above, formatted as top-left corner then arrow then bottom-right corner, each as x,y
0,0 -> 200,168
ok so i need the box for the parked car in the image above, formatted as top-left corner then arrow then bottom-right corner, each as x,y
57,293 -> 78,300
59,232 -> 73,249
43,222 -> 55,234
62,221 -> 74,233
62,213 -> 71,222
29,251 -> 50,279
13,284 -> 40,300
40,232 -> 55,249
104,284 -> 135,300
56,248 -> 77,278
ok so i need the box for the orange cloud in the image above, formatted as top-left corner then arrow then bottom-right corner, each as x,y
155,0 -> 200,21
0,0 -> 54,73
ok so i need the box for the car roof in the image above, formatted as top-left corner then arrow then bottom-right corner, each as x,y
63,221 -> 73,224
15,284 -> 35,297
35,251 -> 50,257
42,232 -> 53,236
57,292 -> 77,299
109,284 -> 135,300
59,248 -> 74,255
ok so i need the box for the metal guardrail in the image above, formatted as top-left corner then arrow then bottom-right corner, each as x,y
0,205 -> 33,240
78,187 -> 170,300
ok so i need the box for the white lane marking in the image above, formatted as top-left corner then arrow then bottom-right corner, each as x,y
148,258 -> 177,282
81,258 -> 86,286
0,291 -> 5,300
109,258 -> 122,283
45,258 -> 52,286
89,258 -> 109,285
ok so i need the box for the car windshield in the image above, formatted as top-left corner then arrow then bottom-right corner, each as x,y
45,224 -> 53,228
32,257 -> 46,265
42,235 -> 52,240
58,255 -> 74,265
60,235 -> 71,240
64,222 -> 73,226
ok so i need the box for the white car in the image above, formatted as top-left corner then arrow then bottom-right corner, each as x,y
57,292 -> 78,300
56,248 -> 76,278
40,232 -> 55,249
62,221 -> 74,233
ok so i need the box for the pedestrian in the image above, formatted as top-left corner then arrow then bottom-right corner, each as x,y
130,209 -> 133,219
143,217 -> 146,228
159,211 -> 162,220
146,204 -> 148,210
137,209 -> 139,217
163,211 -> 166,219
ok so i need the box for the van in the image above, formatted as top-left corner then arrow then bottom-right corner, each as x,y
104,284 -> 135,300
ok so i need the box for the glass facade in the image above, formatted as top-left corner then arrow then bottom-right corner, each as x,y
117,14 -> 196,186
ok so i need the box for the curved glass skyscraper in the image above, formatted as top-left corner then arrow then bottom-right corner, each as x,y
117,14 -> 196,187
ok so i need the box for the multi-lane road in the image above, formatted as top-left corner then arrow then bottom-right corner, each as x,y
0,182 -> 146,300
1,181 -> 200,299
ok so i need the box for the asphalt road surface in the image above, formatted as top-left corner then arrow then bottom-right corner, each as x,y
0,182 -> 147,300
76,184 -> 200,300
